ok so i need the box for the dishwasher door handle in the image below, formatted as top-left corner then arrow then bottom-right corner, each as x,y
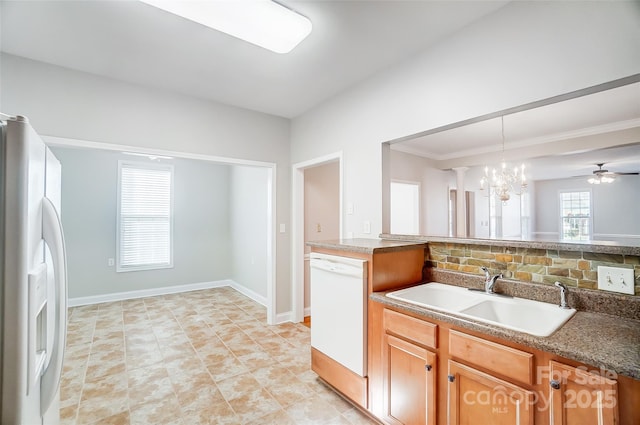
310,259 -> 364,278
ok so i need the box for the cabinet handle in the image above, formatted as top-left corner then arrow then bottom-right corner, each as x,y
425,364 -> 432,372
448,374 -> 455,383
550,380 -> 561,390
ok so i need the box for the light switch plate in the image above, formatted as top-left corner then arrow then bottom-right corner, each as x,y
363,221 -> 371,234
597,266 -> 634,295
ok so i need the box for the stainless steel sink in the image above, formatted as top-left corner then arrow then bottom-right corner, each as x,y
386,282 -> 576,337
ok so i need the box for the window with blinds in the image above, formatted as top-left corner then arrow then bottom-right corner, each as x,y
117,161 -> 174,272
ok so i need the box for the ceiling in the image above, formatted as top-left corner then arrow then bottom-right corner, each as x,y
391,81 -> 640,179
0,0 -> 508,118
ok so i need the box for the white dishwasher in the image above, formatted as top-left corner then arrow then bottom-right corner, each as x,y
310,252 -> 368,377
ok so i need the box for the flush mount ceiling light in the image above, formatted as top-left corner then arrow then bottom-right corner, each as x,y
140,0 -> 312,54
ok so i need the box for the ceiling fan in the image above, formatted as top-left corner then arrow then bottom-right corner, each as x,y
587,163 -> 639,184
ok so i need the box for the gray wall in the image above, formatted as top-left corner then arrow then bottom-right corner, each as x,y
533,176 -> 640,239
1,54 -> 292,314
229,165 -> 269,299
51,146 -> 232,298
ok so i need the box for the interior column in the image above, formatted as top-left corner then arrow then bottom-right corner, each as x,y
453,167 -> 468,237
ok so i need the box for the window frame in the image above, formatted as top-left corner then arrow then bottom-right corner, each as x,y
116,160 -> 174,273
559,189 -> 592,241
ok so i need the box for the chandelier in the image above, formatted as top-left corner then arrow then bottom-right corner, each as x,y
479,116 -> 528,204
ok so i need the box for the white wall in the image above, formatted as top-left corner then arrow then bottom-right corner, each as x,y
291,1 -> 640,239
389,150 -> 452,235
51,146 -> 232,298
229,165 -> 270,299
1,54 -> 293,314
534,176 -> 640,240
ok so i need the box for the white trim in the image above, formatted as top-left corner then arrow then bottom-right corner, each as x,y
43,135 -> 275,168
291,151 -> 343,324
266,165 -> 277,325
68,279 -> 233,307
275,311 -> 293,324
558,188 -> 593,241
229,281 -> 268,307
592,233 -> 640,239
46,135 -> 277,325
304,306 -> 311,317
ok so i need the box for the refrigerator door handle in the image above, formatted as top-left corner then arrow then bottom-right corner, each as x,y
39,196 -> 68,416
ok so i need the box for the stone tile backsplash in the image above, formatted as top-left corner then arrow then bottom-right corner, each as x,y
426,242 -> 640,295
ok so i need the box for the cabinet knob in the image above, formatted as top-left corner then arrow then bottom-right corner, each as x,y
550,380 -> 561,390
448,374 -> 455,383
425,364 -> 432,372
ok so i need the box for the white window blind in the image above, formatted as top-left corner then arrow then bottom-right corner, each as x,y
117,161 -> 174,272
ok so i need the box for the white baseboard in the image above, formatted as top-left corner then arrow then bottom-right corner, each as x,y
275,311 -> 293,324
68,279 -> 233,307
228,281 -> 267,307
275,308 -> 311,324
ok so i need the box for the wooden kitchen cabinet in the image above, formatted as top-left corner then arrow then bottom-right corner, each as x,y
383,334 -> 437,425
549,361 -> 618,425
448,360 -> 534,425
370,303 -> 640,425
381,308 -> 438,425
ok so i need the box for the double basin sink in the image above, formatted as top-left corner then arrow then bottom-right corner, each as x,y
386,282 -> 576,337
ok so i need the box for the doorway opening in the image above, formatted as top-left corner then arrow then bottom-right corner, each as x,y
292,152 -> 342,323
390,180 -> 420,235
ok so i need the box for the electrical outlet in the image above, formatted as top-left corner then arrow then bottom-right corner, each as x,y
108,258 -> 115,267
316,223 -> 322,233
597,266 -> 634,295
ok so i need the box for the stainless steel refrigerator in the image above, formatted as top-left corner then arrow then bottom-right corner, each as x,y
1,115 -> 68,424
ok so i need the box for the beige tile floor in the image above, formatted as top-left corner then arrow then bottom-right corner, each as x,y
60,287 -> 378,425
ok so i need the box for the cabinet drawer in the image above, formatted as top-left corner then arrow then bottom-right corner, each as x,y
448,330 -> 533,385
383,309 -> 437,349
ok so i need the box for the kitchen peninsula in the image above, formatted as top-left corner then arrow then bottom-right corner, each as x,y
309,237 -> 640,425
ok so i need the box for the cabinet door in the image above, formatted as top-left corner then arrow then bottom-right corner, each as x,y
448,360 -> 533,425
383,334 -> 436,425
549,361 -> 618,425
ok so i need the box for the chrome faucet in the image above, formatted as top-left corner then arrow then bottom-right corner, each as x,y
481,266 -> 502,294
554,281 -> 570,309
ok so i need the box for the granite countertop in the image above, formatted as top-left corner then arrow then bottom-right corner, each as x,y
306,238 -> 426,254
380,233 -> 640,256
372,291 -> 640,380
